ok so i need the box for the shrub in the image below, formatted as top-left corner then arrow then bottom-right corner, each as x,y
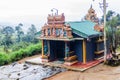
0,42 -> 42,66
0,53 -> 10,66
12,42 -> 30,51
26,43 -> 42,56
10,51 -> 23,61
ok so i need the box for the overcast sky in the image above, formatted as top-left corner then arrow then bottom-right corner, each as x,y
0,0 -> 119,29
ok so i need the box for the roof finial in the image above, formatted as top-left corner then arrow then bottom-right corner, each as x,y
51,8 -> 58,16
90,4 -> 92,9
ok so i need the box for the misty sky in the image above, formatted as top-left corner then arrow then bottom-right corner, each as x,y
0,0 -> 119,30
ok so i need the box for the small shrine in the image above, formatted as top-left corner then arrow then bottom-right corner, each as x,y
85,5 -> 99,23
39,8 -> 109,65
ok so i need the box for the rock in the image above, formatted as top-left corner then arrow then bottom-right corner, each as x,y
0,63 -> 65,80
23,65 -> 29,70
43,65 -> 48,68
17,78 -> 20,80
9,72 -> 20,79
20,74 -> 38,80
17,73 -> 20,76
11,62 -> 18,67
0,73 -> 8,79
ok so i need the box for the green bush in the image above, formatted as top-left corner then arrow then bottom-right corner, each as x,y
12,42 -> 30,51
27,43 -> 42,56
0,53 -> 10,66
0,42 -> 42,66
10,49 -> 26,61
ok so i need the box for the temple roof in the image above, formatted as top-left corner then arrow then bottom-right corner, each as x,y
39,20 -> 102,40
66,21 -> 102,38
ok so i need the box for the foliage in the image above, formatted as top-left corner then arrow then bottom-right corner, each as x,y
12,42 -> 30,51
10,42 -> 41,61
0,23 -> 39,45
15,23 -> 24,42
101,10 -> 115,23
0,42 -> 42,65
2,26 -> 14,36
105,58 -> 120,67
103,10 -> 120,48
26,24 -> 38,43
116,46 -> 120,52
0,53 -> 10,66
0,22 -> 41,66
1,26 -> 14,53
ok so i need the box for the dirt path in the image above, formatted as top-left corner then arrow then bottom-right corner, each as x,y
18,54 -> 41,63
45,64 -> 120,80
17,55 -> 120,80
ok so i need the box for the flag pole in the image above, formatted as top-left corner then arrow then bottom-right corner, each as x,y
93,0 -> 107,62
103,0 -> 107,62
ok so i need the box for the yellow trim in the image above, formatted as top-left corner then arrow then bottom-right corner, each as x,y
83,40 -> 86,64
42,40 -> 44,57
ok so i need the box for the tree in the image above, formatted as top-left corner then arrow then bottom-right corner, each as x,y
1,26 -> 14,53
108,17 -> 118,48
101,10 -> 115,23
105,10 -> 120,48
26,24 -> 37,43
116,14 -> 120,25
15,23 -> 24,42
2,26 -> 14,36
116,29 -> 120,46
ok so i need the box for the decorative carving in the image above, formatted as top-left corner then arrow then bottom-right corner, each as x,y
85,5 -> 99,23
94,24 -> 104,32
41,12 -> 73,38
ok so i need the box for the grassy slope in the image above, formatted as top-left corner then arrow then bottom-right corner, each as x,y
0,42 -> 42,66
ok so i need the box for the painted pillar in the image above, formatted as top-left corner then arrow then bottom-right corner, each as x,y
65,41 -> 69,58
83,40 -> 86,64
53,28 -> 56,37
41,40 -> 44,57
47,40 -> 50,57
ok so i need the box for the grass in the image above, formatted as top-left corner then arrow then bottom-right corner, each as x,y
0,46 -> 13,54
0,47 -> 7,54
0,42 -> 42,66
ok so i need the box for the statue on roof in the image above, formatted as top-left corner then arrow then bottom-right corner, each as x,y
85,5 -> 99,23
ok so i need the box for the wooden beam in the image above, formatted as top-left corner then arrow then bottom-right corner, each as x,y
83,40 -> 86,64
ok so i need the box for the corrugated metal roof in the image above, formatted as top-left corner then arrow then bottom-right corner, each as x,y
66,21 -> 102,38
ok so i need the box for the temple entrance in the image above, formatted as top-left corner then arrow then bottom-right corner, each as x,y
50,41 -> 65,61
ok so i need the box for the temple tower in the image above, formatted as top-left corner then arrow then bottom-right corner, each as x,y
85,5 -> 99,23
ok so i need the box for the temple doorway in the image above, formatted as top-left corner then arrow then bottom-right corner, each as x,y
49,41 -> 65,61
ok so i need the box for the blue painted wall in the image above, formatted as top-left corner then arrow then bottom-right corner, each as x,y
43,40 -> 48,55
49,41 -> 56,60
86,39 -> 96,61
45,38 -> 108,62
74,40 -> 83,62
98,42 -> 104,51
